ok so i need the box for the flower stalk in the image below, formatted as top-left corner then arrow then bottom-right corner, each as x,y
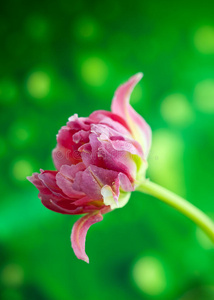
137,180 -> 214,243
28,72 -> 214,262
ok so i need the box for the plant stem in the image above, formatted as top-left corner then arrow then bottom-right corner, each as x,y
137,180 -> 214,243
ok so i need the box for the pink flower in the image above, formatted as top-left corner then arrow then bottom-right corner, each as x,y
28,73 -> 151,263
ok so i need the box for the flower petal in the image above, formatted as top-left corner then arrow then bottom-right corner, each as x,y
101,185 -> 131,210
71,212 -> 103,263
53,124 -> 85,170
80,133 -> 138,182
89,110 -> 131,133
27,171 -> 65,200
101,185 -> 118,209
72,165 -> 119,200
52,146 -> 74,170
56,163 -> 86,198
111,73 -> 152,158
101,172 -> 133,210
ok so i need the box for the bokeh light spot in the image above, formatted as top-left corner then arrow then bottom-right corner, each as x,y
148,129 -> 185,195
161,93 -> 194,127
0,79 -> 17,104
194,26 -> 214,54
1,264 -> 24,287
9,122 -> 31,147
81,57 -> 108,86
15,128 -> 29,141
12,159 -> 33,181
132,256 -> 167,296
75,17 -> 98,39
194,79 -> 214,113
27,71 -> 51,99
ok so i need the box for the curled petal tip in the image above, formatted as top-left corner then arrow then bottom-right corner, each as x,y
111,72 -> 151,158
133,72 -> 143,81
68,113 -> 78,122
77,252 -> 89,264
84,257 -> 89,264
71,212 -> 103,263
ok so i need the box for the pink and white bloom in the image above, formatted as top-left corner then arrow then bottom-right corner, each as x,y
28,73 -> 152,263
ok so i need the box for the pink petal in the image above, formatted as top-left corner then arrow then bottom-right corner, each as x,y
89,110 -> 131,132
52,143 -> 82,170
72,165 -> 119,200
56,163 -> 86,198
101,172 -> 133,208
73,196 -> 101,207
116,173 -> 134,193
79,134 -> 105,168
27,172 -> 79,214
57,126 -> 74,149
91,124 -> 143,157
80,133 -> 137,181
112,172 -> 134,203
38,170 -> 62,195
96,140 -> 137,182
111,73 -> 152,158
52,146 -> 74,170
67,114 -> 92,131
91,124 -> 129,142
99,116 -> 131,136
27,172 -> 51,196
109,139 -> 143,156
72,130 -> 89,144
53,126 -> 84,169
71,212 -> 103,263
41,196 -> 83,214
27,171 -> 65,200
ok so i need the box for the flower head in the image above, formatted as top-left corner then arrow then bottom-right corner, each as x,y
28,73 -> 151,263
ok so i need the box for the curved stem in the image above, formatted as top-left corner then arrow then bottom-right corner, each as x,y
137,180 -> 214,243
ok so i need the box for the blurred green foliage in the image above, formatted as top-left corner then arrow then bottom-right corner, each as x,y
0,0 -> 214,299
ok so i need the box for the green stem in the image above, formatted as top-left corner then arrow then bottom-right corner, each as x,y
137,180 -> 214,243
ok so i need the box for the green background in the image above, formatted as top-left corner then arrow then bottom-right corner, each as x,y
0,0 -> 214,299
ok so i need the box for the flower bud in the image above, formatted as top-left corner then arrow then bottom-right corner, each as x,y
28,73 -> 151,262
